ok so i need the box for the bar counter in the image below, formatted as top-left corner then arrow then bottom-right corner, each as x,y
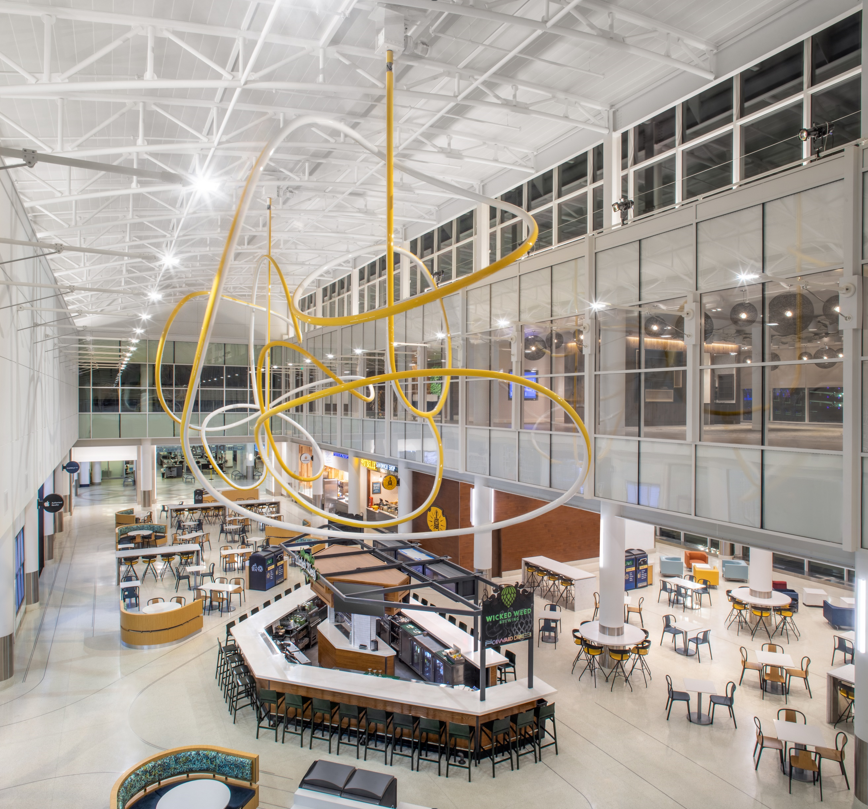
231,585 -> 556,725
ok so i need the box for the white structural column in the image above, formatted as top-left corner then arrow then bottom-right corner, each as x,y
91,462 -> 102,484
397,461 -> 413,534
598,501 -> 626,635
748,548 -> 773,599
471,477 -> 493,571
347,452 -> 365,517
0,523 -> 13,681
855,550 -> 868,802
79,461 -> 90,487
246,444 -> 255,482
138,440 -> 154,508
24,496 -> 38,607
311,469 -> 323,509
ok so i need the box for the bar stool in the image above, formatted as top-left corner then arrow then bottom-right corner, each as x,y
524,564 -> 540,592
445,722 -> 475,781
511,711 -> 537,768
389,713 -> 418,767
542,573 -> 559,601
536,703 -> 558,758
309,699 -> 339,753
363,709 -> 391,764
282,694 -> 311,747
255,689 -> 284,742
608,647 -> 633,692
336,704 -> 366,758
416,718 -> 445,776
140,555 -> 158,582
558,578 -> 574,607
751,607 -> 773,640
836,684 -> 855,727
485,717 -> 514,777
578,639 -> 604,687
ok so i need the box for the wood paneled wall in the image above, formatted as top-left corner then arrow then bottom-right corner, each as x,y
411,472 -> 599,574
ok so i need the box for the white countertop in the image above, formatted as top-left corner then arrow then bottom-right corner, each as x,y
730,587 -> 791,607
156,779 -> 230,809
115,544 -> 200,560
828,663 -> 855,684
523,556 -> 593,581
142,602 -> 182,615
232,586 -> 556,717
318,620 -> 396,658
402,608 -> 507,669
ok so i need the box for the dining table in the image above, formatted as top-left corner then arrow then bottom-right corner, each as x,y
756,650 -> 793,695
666,578 -> 707,610
672,618 -> 708,656
198,582 -> 241,614
683,678 -> 718,725
773,719 -> 828,781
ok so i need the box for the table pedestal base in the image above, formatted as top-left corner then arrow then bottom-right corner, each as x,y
688,712 -> 712,725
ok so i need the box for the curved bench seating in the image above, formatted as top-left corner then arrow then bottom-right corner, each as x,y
116,508 -> 137,527
120,599 -> 204,647
110,745 -> 259,809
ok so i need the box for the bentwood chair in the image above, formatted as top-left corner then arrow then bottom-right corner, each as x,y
709,681 -> 737,728
625,596 -> 644,628
815,732 -> 850,791
832,635 -> 854,665
147,597 -> 164,606
592,592 -> 600,621
789,750 -> 822,800
753,717 -> 784,770
660,614 -> 680,649
739,646 -> 763,687
686,630 -> 712,662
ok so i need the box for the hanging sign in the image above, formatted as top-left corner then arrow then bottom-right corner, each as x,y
62,461 -> 80,474
382,474 -> 398,490
295,548 -> 318,582
39,494 -> 64,513
426,506 -> 447,531
300,453 -> 313,464
481,584 -> 534,648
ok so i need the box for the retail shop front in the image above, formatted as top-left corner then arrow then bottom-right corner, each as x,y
361,458 -> 399,524
321,451 -> 350,515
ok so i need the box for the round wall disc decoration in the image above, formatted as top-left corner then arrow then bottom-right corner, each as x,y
769,352 -> 781,371
730,301 -> 758,328
382,474 -> 398,490
814,347 -> 839,369
300,452 -> 312,464
524,335 -> 546,360
768,292 -> 814,336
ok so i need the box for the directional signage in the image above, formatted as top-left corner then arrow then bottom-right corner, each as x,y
62,461 -> 80,474
40,493 -> 64,513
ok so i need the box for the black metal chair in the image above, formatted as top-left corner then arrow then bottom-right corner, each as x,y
537,618 -> 558,648
416,718 -> 445,775
658,580 -> 674,604
660,614 -> 680,648
709,681 -> 737,727
832,635 -> 854,665
687,629 -> 712,662
665,674 -> 690,720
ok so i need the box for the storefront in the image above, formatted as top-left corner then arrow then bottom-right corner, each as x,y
361,458 -> 399,523
322,451 -> 350,514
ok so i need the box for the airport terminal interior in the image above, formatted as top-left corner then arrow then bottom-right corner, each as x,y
1,1 -> 867,808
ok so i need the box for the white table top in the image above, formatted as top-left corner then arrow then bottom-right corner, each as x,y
523,556 -> 594,581
577,621 -> 646,647
683,678 -> 718,695
402,608 -> 507,668
119,580 -> 141,588
730,587 -> 791,607
773,720 -> 826,748
142,602 -> 182,614
318,620 -> 396,658
756,651 -> 794,668
198,583 -> 241,594
232,586 -> 556,716
803,588 -> 828,594
839,597 -> 856,605
185,565 -> 207,573
177,532 -> 204,540
126,529 -> 153,537
156,779 -> 231,809
828,664 -> 855,684
116,544 -> 200,560
673,619 -> 708,634
840,631 -> 855,641
667,578 -> 706,591
221,547 -> 252,556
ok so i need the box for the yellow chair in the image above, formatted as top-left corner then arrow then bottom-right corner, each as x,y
578,640 -> 603,687
692,564 -> 719,587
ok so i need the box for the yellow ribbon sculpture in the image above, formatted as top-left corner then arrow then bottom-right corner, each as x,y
157,51 -> 591,539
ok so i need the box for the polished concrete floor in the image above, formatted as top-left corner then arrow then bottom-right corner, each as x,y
0,477 -> 857,808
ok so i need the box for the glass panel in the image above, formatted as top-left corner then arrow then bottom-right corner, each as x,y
550,374 -> 584,432
597,308 -> 639,372
593,186 -> 604,231
683,78 -> 733,142
763,450 -> 842,542
490,277 -> 518,327
594,437 -> 638,503
532,208 -> 553,251
702,283 -> 763,355
596,372 -> 640,436
120,388 -> 144,413
701,366 -> 763,445
766,364 -> 843,451
558,153 -> 588,196
438,220 -> 453,250
92,388 -> 119,413
764,182 -> 844,277
442,424 -> 459,469
457,210 -> 475,242
552,258 -> 586,318
520,268 -> 551,322
466,286 -> 490,333
437,251 -> 453,283
638,441 -> 691,513
811,76 -> 861,146
596,242 -> 639,306
812,12 -> 861,85
174,342 -> 196,363
78,387 -> 90,412
773,554 -> 806,576
91,414 -> 120,439
200,365 -> 224,387
456,241 -> 474,278
521,364 -> 550,430
683,133 -> 733,199
640,227 -> 693,301
697,207 -> 762,290
205,343 -> 224,364
120,414 -> 148,438
519,431 -> 550,487
499,187 -> 523,221
634,155 -> 676,216
528,170 -> 553,210
490,430 -> 517,481
643,371 -> 687,440
501,223 -> 521,256
592,144 -> 604,183
465,378 -> 490,426
741,43 -> 803,116
741,102 -> 803,179
643,305 -> 687,368
634,108 -> 676,162
466,427 -> 489,475
78,414 -> 91,439
551,433 -> 587,491
695,445 -> 761,526
557,193 -> 588,242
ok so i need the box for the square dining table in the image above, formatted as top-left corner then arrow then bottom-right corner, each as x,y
683,678 -> 718,725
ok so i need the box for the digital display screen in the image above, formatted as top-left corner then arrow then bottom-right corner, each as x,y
508,369 -> 539,400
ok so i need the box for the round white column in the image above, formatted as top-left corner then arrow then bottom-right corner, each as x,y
79,461 -> 90,487
471,477 -> 493,571
598,501 -> 626,635
748,548 -> 773,599
397,461 -> 413,534
91,462 -> 102,484
24,497 -> 38,607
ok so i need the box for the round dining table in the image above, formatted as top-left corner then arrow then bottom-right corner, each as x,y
156,779 -> 231,809
730,587 -> 791,607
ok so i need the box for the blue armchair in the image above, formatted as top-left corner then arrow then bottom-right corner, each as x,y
823,600 -> 855,630
722,559 -> 749,581
659,556 -> 683,577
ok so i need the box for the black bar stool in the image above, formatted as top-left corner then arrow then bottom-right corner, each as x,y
363,709 -> 391,764
336,704 -> 366,758
445,722 -> 476,781
485,717 -> 514,777
416,718 -> 445,776
536,703 -> 558,758
282,694 -> 311,746
309,699 -> 339,753
512,711 -> 538,768
389,713 -> 418,768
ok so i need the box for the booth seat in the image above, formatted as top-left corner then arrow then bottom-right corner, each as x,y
110,746 -> 259,809
684,550 -> 708,568
823,600 -> 855,630
116,508 -> 137,527
659,556 -> 683,577
116,523 -> 168,548
722,559 -> 749,581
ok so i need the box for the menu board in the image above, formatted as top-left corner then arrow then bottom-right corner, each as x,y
481,584 -> 534,648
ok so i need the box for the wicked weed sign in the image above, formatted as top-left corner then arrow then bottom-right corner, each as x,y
481,584 -> 533,648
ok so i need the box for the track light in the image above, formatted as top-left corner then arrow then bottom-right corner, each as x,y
612,195 -> 634,226
798,122 -> 834,158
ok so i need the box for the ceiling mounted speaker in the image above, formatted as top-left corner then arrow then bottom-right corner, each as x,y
644,315 -> 668,337
814,347 -> 839,369
768,292 -> 814,336
822,294 -> 840,320
545,331 -> 564,350
524,335 -> 546,361
730,301 -> 758,328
